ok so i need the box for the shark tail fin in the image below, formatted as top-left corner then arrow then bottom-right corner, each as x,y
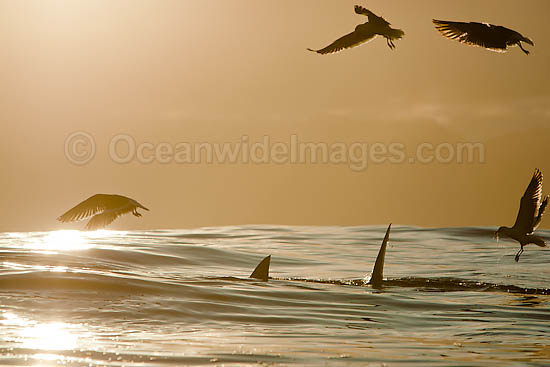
368,224 -> 391,287
249,255 -> 271,281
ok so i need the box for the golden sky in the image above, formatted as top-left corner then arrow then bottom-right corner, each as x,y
1,0 -> 549,231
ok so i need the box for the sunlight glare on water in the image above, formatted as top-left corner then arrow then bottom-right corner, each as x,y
20,322 -> 79,351
2,312 -> 79,351
25,230 -> 92,252
19,230 -> 120,252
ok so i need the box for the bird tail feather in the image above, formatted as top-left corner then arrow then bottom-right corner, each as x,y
388,28 -> 405,40
139,204 -> 150,211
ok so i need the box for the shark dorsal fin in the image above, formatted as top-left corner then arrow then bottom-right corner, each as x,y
368,224 -> 391,287
250,255 -> 271,281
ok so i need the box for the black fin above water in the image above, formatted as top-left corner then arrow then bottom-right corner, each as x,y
249,255 -> 271,281
368,224 -> 391,287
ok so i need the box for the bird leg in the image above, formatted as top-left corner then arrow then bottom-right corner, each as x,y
518,43 -> 530,55
515,246 -> 524,262
133,209 -> 142,217
386,38 -> 395,50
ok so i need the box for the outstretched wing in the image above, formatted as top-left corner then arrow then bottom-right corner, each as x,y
58,193 -> 148,230
308,28 -> 376,55
432,20 -> 508,51
57,194 -> 112,223
513,169 -> 544,234
86,207 -> 133,230
534,196 -> 548,230
354,5 -> 389,25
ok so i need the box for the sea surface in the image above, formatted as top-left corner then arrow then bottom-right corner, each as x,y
0,226 -> 549,366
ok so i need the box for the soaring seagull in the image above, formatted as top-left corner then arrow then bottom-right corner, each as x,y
58,194 -> 149,230
432,19 -> 534,55
308,5 -> 404,54
496,169 -> 548,262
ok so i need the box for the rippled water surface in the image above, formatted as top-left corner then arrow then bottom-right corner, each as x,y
0,226 -> 549,366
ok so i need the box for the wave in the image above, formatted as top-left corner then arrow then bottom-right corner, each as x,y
275,276 -> 550,295
2,269 -> 548,297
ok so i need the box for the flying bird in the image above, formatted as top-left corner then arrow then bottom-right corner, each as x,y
57,194 -> 149,230
432,19 -> 534,55
308,5 -> 404,54
495,169 -> 548,262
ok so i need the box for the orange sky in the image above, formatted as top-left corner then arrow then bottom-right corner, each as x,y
1,0 -> 549,231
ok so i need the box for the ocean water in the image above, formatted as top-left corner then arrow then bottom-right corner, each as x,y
0,226 -> 549,366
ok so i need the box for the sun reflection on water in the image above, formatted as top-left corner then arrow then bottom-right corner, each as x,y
20,322 -> 79,350
22,230 -> 91,252
2,312 -> 80,351
4,229 -> 127,253
2,262 -> 68,272
21,230 -> 120,252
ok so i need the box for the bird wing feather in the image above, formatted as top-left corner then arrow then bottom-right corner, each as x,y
58,194 -> 147,230
57,194 -> 113,223
513,169 -> 544,234
308,27 -> 376,55
432,20 -> 509,51
85,206 -> 134,230
354,5 -> 389,25
533,195 -> 548,231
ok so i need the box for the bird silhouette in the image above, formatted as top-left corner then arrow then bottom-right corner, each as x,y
57,194 -> 149,230
308,5 -> 404,54
432,19 -> 534,55
496,169 -> 548,262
